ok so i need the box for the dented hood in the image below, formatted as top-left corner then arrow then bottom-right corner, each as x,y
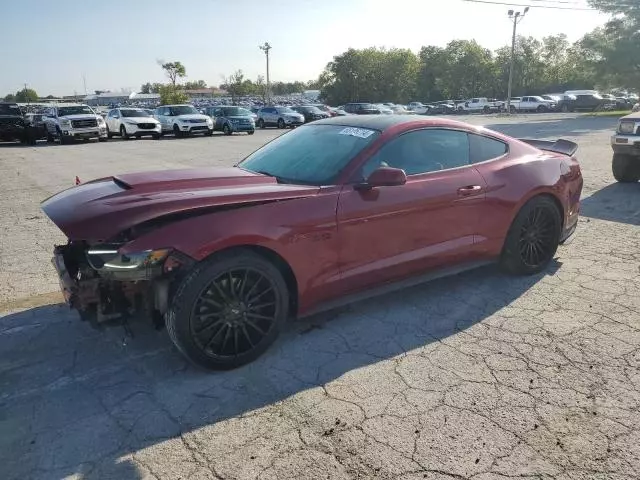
41,166 -> 319,242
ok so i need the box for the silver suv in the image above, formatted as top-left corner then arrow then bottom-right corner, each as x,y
43,104 -> 107,144
256,106 -> 304,129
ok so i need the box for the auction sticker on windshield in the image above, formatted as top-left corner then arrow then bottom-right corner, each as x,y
339,127 -> 376,139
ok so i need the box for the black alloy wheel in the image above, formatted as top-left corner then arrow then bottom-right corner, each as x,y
166,249 -> 289,370
190,268 -> 278,359
501,196 -> 561,275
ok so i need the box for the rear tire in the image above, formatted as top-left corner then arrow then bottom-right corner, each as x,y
46,128 -> 55,143
500,196 -> 562,275
612,153 -> 640,183
223,123 -> 232,135
120,125 -> 129,140
277,118 -> 285,129
257,119 -> 265,129
165,249 -> 289,370
247,130 -> 255,135
561,104 -> 569,113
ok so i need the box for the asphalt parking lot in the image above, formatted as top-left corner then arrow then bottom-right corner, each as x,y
1,113 -> 639,480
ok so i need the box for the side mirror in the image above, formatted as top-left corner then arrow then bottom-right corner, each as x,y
356,167 -> 407,191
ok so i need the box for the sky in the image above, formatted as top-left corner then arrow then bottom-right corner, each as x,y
2,0 -> 609,96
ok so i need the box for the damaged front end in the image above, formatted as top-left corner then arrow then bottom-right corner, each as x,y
53,241 -> 194,328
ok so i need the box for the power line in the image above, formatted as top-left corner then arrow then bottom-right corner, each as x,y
460,0 -> 596,11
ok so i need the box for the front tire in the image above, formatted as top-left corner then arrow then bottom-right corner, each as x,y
166,249 -> 289,370
257,118 -> 265,129
612,153 -> 640,183
173,124 -> 182,138
500,196 -> 562,275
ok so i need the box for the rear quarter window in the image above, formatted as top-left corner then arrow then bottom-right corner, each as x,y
469,134 -> 508,164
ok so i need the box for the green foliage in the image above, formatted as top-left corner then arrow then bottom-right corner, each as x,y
158,85 -> 188,105
160,61 -> 186,86
318,47 -> 419,105
582,0 -> 640,88
317,28 -> 633,103
140,82 -> 162,94
4,93 -> 17,102
183,80 -> 207,90
14,88 -> 38,102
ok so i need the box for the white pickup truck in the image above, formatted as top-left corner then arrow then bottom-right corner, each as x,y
507,96 -> 557,113
456,98 -> 502,113
43,104 -> 107,144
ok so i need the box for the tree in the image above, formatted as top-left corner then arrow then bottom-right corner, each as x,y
4,93 -> 16,102
45,94 -> 56,99
584,0 -> 640,87
318,47 -> 419,105
222,70 -> 249,104
183,80 -> 207,90
158,84 -> 188,105
255,75 -> 267,103
15,88 -> 38,103
160,61 -> 186,86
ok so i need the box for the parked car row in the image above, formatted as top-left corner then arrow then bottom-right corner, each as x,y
405,90 -> 639,115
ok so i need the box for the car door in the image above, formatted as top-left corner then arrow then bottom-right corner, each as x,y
107,109 -> 119,132
156,107 -> 169,131
214,108 -> 225,129
336,128 -> 487,293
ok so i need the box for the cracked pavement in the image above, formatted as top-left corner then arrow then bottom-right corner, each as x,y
1,113 -> 639,479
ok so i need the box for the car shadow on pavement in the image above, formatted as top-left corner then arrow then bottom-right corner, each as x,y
0,260 -> 560,480
580,182 -> 640,226
486,116 -> 618,139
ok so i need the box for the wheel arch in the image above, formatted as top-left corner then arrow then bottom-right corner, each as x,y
501,191 -> 564,255
200,244 -> 299,316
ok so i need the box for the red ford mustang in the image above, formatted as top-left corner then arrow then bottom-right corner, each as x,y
42,116 -> 583,369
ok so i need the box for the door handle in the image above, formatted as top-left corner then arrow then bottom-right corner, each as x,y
457,185 -> 483,196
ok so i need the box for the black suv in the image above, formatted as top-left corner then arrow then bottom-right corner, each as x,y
342,103 -> 381,115
0,103 -> 35,144
291,105 -> 331,123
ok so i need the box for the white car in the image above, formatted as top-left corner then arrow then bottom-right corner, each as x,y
105,108 -> 161,140
154,104 -> 213,137
43,104 -> 108,144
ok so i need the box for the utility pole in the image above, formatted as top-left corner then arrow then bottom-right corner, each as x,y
259,42 -> 272,105
506,6 -> 528,114
24,83 -> 30,104
82,74 -> 87,97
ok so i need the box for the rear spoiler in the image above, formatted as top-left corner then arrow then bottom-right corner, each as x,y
518,138 -> 578,157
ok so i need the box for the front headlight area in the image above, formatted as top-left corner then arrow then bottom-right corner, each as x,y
86,245 -> 172,280
618,121 -> 636,134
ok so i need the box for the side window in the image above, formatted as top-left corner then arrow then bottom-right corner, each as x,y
362,129 -> 470,178
469,134 -> 508,164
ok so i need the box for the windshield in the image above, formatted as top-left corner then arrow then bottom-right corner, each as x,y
276,107 -> 294,113
222,107 -> 252,116
171,105 -> 198,115
58,105 -> 94,116
121,109 -> 149,117
300,106 -> 322,113
238,124 -> 380,185
0,104 -> 22,115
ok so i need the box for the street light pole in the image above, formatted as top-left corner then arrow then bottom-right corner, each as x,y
506,6 -> 528,115
259,42 -> 272,105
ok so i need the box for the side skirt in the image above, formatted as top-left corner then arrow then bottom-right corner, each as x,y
300,259 -> 496,319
